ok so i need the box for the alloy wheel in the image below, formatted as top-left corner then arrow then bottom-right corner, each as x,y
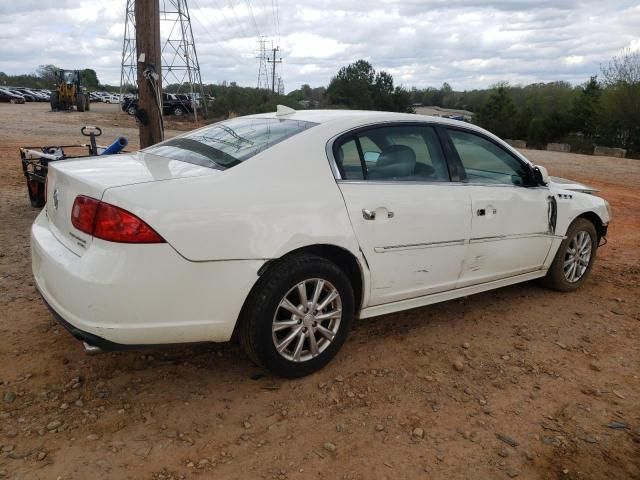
563,230 -> 592,283
272,278 -> 342,362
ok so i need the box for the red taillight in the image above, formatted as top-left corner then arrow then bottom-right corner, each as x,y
71,195 -> 165,244
71,196 -> 100,234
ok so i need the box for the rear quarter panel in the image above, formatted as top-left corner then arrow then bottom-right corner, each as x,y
101,124 -> 362,263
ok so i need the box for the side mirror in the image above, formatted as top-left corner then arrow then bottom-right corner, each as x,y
533,165 -> 549,186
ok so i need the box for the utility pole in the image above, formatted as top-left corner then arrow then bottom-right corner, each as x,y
266,46 -> 282,93
135,0 -> 163,148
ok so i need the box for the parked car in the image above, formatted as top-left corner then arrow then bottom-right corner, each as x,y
31,108 -> 611,377
7,88 -> 35,102
102,94 -> 121,104
121,93 -> 194,117
15,87 -> 48,102
0,88 -> 25,103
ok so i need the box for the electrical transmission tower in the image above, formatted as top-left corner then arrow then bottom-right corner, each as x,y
120,0 -> 207,120
256,37 -> 271,90
257,39 -> 283,93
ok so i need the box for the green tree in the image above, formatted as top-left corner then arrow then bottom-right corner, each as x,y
572,76 -> 601,137
600,49 -> 640,152
326,60 -> 411,112
80,68 -> 100,90
327,59 -> 375,109
37,64 -> 60,87
475,83 -> 517,138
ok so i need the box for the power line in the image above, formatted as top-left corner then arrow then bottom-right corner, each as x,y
189,0 -> 248,63
227,0 -> 250,40
244,0 -> 261,37
273,0 -> 280,41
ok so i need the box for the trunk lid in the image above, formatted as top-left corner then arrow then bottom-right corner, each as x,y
45,152 -> 220,256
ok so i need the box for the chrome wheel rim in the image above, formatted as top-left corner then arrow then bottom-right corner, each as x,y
272,278 -> 342,362
563,230 -> 592,283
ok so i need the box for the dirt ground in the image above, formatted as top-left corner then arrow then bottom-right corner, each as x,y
0,103 -> 638,480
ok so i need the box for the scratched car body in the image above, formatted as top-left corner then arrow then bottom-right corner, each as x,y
31,107 -> 611,377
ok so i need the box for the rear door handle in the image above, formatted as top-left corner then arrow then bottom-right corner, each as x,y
362,208 -> 394,220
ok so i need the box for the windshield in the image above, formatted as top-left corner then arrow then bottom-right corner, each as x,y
144,117 -> 317,169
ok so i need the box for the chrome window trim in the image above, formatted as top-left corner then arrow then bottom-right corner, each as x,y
336,179 -> 550,190
325,120 -> 540,188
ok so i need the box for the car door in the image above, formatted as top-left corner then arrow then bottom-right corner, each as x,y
445,128 -> 554,287
333,123 -> 472,306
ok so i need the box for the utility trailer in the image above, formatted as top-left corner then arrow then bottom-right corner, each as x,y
20,126 -> 128,207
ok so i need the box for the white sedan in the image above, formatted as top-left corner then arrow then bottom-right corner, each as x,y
31,107 -> 611,377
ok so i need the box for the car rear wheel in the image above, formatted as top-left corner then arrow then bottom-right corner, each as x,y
173,106 -> 184,116
127,106 -> 137,116
239,254 -> 354,378
541,218 -> 598,292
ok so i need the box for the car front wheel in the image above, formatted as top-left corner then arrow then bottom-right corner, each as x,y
239,254 -> 354,378
541,218 -> 598,292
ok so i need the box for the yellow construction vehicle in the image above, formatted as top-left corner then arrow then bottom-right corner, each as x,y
50,69 -> 90,112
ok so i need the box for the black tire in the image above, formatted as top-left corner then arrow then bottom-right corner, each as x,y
85,96 -> 90,111
239,254 -> 355,378
27,178 -> 45,208
50,92 -> 59,111
173,106 -> 184,116
76,95 -> 85,112
127,105 -> 137,116
541,218 -> 598,292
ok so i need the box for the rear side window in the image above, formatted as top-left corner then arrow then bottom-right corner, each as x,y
334,125 -> 450,182
144,117 -> 316,169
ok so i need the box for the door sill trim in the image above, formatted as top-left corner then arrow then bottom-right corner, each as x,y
359,270 -> 547,319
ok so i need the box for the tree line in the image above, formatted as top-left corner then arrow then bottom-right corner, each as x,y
3,50 -> 637,156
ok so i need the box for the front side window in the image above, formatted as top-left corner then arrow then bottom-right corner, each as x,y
448,129 -> 529,185
145,117 -> 316,169
334,125 -> 450,182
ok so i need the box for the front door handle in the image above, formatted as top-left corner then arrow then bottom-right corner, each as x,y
477,208 -> 497,216
362,209 -> 376,220
362,208 -> 394,220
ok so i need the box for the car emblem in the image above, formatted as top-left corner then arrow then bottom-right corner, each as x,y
53,188 -> 59,210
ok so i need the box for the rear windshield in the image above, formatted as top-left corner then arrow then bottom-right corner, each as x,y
144,117 -> 317,169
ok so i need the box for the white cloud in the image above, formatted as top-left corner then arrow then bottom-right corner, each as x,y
0,0 -> 638,91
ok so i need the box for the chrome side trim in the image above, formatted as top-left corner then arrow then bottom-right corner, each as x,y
374,239 -> 466,253
374,232 -> 565,252
469,232 -> 565,243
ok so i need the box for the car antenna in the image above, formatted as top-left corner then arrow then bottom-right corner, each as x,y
276,104 -> 295,116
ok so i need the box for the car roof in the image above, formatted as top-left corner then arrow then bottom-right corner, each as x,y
243,108 -> 533,167
247,108 -> 488,130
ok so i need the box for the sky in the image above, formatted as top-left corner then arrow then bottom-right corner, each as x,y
0,0 -> 639,92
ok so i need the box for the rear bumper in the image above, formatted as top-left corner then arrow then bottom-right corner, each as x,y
31,209 -> 263,346
40,293 -> 138,351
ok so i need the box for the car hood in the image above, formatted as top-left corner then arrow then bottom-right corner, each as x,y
549,176 -> 598,194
